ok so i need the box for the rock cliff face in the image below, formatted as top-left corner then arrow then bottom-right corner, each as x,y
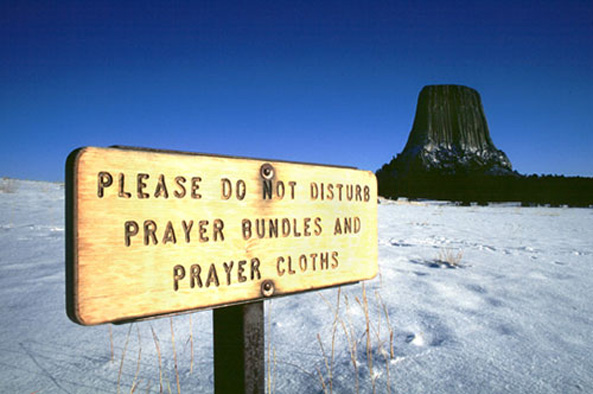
381,85 -> 513,176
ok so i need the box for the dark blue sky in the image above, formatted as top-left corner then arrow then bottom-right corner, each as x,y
2,0 -> 591,181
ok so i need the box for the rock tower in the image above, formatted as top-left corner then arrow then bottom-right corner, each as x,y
380,85 -> 513,176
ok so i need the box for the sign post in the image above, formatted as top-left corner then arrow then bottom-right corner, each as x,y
66,146 -> 378,391
214,301 -> 265,393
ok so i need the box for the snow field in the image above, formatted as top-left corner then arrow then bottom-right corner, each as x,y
1,179 -> 592,393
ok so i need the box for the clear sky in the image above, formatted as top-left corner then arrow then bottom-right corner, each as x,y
1,0 -> 591,182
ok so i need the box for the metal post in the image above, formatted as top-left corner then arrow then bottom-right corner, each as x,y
214,301 -> 265,394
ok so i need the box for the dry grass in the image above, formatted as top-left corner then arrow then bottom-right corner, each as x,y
0,177 -> 16,193
316,283 -> 396,394
373,291 -> 393,394
342,294 -> 359,393
109,325 -> 114,363
189,314 -> 194,375
131,325 -> 143,391
116,324 -> 133,394
437,248 -> 464,268
317,333 -> 330,393
108,286 -> 396,393
108,315 -> 210,393
150,325 -> 163,393
357,283 -> 376,394
318,288 -> 359,394
170,318 -> 181,394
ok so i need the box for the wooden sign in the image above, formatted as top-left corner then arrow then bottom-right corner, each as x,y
66,147 -> 377,325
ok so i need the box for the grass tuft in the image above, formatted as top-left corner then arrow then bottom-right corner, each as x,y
315,283 -> 396,393
436,248 -> 464,268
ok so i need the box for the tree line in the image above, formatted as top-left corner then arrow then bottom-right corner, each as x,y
376,172 -> 593,207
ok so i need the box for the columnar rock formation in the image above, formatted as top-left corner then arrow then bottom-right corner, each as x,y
376,85 -> 593,206
379,85 -> 513,177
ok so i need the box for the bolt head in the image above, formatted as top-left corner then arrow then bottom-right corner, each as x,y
260,163 -> 275,180
261,280 -> 275,297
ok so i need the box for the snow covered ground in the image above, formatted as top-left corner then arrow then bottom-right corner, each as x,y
1,178 -> 592,393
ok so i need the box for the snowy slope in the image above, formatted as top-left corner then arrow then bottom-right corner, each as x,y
1,178 -> 592,393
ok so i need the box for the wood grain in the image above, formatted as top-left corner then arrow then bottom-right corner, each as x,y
66,147 -> 377,325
